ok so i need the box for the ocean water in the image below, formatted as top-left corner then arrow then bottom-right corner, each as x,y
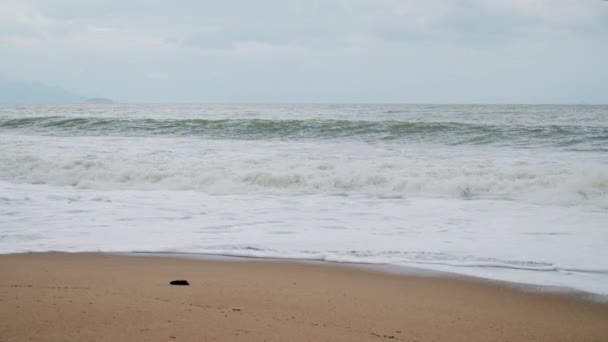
1,104 -> 607,294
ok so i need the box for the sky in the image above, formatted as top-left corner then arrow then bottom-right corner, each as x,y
0,0 -> 607,104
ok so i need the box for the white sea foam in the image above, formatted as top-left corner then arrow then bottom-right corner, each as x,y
1,104 -> 607,295
1,135 -> 607,207
1,180 -> 607,294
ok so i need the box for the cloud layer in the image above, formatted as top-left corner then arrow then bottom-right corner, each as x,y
1,0 -> 607,103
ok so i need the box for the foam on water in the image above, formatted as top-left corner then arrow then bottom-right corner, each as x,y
1,180 -> 607,294
1,104 -> 607,295
1,135 -> 607,207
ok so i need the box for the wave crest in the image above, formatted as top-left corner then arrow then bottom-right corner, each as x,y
1,116 -> 607,150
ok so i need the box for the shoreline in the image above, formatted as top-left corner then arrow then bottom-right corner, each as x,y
123,251 -> 608,303
1,252 -> 608,341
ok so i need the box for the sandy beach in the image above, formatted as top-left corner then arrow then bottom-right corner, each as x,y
1,253 -> 607,341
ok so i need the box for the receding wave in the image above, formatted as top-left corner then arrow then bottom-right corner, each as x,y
1,116 -> 607,150
128,249 -> 608,275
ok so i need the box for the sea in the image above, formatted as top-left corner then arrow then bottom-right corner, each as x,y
1,104 -> 607,295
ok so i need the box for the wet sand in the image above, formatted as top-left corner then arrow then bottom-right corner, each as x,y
1,253 -> 607,341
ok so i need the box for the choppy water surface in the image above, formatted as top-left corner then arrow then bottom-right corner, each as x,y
1,104 -> 607,294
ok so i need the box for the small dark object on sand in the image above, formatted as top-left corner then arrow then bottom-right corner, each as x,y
170,280 -> 190,286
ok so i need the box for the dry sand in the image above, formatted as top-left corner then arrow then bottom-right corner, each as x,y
1,253 -> 607,341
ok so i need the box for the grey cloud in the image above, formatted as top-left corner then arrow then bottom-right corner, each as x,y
437,2 -> 539,44
0,0 -> 607,103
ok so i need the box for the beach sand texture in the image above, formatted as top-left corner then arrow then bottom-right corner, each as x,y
1,253 -> 607,341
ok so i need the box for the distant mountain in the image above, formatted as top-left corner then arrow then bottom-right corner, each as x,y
0,79 -> 84,104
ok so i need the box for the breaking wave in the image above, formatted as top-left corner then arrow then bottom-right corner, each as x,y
1,116 -> 607,150
1,147 -> 607,207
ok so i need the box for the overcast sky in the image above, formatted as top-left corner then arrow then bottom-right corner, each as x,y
1,0 -> 607,103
